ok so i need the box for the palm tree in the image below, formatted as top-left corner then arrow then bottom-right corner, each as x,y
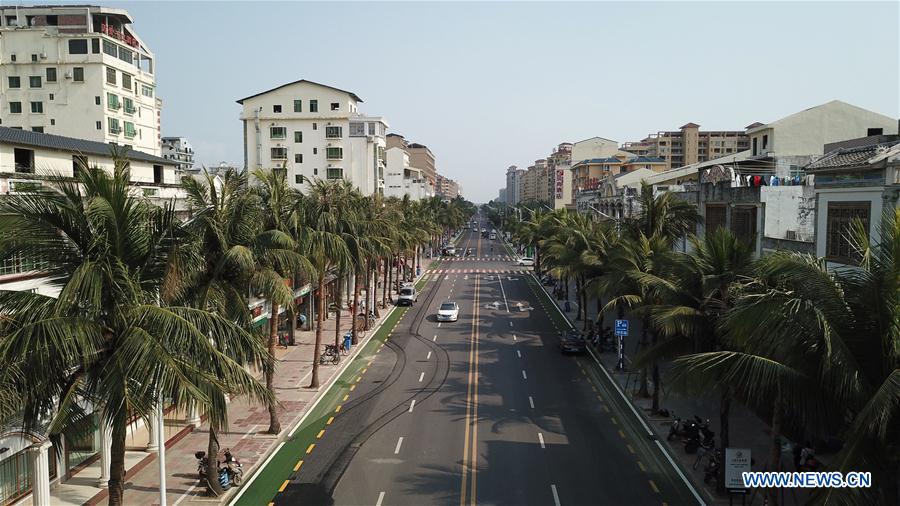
0,164 -> 268,505
252,168 -> 311,434
669,211 -> 900,505
295,179 -> 352,388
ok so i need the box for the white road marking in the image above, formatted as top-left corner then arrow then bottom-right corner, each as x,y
438,322 -> 442,327
522,370 -> 527,380
376,491 -> 386,506
426,351 -> 432,360
516,350 -> 521,358
509,321 -> 513,327
513,334 -> 517,341
538,432 -> 545,449
432,335 -> 437,341
551,484 -> 561,506
497,272 -> 510,312
409,400 -> 416,413
529,396 -> 535,408
418,372 -> 425,382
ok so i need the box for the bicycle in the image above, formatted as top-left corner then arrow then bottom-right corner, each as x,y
319,344 -> 339,365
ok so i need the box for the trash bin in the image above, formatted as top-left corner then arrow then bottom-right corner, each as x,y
343,332 -> 352,353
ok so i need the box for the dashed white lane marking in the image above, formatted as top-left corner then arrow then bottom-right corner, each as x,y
418,372 -> 425,382
409,400 -> 416,413
529,396 -> 535,408
394,437 -> 404,454
516,350 -> 522,358
432,335 -> 437,342
376,491 -> 386,506
522,370 -> 527,380
551,484 -> 561,506
426,351 -> 432,360
513,334 -> 517,341
509,321 -> 513,327
538,432 -> 546,449
438,322 -> 442,328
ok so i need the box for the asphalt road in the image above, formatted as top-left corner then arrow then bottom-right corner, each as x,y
274,226 -> 702,506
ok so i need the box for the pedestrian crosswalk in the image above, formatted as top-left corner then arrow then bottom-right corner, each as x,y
440,256 -> 517,262
427,269 -> 532,274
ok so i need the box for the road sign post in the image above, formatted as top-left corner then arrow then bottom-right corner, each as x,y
614,320 -> 629,371
725,447 -> 751,493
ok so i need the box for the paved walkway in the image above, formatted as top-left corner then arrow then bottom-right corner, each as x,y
47,288 -> 404,506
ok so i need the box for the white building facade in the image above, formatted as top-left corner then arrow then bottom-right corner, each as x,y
0,5 -> 161,156
237,79 -> 388,196
384,146 -> 431,200
161,136 -> 195,174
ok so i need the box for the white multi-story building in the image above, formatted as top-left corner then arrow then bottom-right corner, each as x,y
384,146 -> 431,201
161,136 -> 195,174
0,5 -> 161,155
237,79 -> 388,195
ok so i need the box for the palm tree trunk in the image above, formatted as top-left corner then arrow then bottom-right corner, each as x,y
373,260 -> 381,317
266,301 -> 281,434
107,416 -> 127,506
309,277 -> 325,388
205,424 -> 224,496
351,269 -> 360,345
638,322 -> 650,397
333,274 -> 343,364
382,257 -> 389,308
364,261 -> 372,330
387,255 -> 393,304
717,391 -> 731,494
769,396 -> 784,506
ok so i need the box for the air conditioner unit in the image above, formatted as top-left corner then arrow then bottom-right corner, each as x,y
64,71 -> 72,79
367,135 -> 375,142
39,52 -> 47,59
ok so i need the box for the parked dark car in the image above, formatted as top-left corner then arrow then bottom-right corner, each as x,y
558,330 -> 587,354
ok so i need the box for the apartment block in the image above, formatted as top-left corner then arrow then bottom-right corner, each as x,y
505,165 -> 525,205
0,5 -> 161,155
547,142 -> 573,209
622,123 -> 749,170
238,79 -> 388,196
435,173 -> 460,199
386,133 -> 437,195
385,145 -> 431,200
161,136 -> 195,174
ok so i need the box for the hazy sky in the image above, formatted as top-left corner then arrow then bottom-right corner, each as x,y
102,1 -> 897,202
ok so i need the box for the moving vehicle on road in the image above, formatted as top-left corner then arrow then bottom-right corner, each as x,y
489,232 -> 496,240
397,285 -> 418,306
558,329 -> 587,354
444,246 -> 456,256
437,301 -> 460,322
517,257 -> 535,267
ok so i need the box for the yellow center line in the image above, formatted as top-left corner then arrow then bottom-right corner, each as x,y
627,444 -> 636,454
460,251 -> 481,506
611,417 -> 618,425
649,480 -> 660,493
326,416 -> 334,425
638,461 -> 647,472
342,394 -> 349,401
305,444 -> 315,454
335,404 -> 342,413
618,429 -> 626,439
356,376 -> 362,383
316,429 -> 325,439
603,405 -> 610,413
362,368 -> 368,374
278,480 -> 290,492
293,459 -> 303,472
349,385 -> 356,392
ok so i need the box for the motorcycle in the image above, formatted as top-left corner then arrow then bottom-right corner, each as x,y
195,451 -> 208,484
667,413 -> 698,441
195,451 -> 232,491
223,448 -> 243,486
684,422 -> 715,454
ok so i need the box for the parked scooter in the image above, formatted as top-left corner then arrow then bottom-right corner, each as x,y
223,448 -> 243,486
684,421 -> 715,454
667,413 -> 698,441
195,451 -> 232,491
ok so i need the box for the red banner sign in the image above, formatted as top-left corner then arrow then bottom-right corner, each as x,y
101,23 -> 139,48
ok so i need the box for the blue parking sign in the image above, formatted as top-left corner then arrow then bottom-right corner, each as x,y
615,319 -> 629,336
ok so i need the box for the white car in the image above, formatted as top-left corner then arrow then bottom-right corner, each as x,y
517,257 -> 535,267
437,301 -> 460,322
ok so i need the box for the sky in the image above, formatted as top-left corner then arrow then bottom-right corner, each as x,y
94,1 -> 899,202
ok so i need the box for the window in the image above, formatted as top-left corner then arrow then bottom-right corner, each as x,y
73,155 -> 88,177
271,147 -> 288,160
73,67 -> 84,82
7,76 -> 20,88
141,85 -> 154,98
95,96 -> 101,105
103,40 -> 117,57
29,76 -> 41,88
368,123 -> 376,136
312,147 -> 317,155
50,119 -> 55,125
124,121 -> 136,138
312,123 -> 317,130
294,131 -> 302,143
294,154 -> 303,163
313,168 -> 318,175
705,204 -> 726,233
293,100 -> 302,112
96,120 -> 102,130
153,165 -> 164,184
273,104 -> 282,113
108,117 -> 120,134
762,134 -> 768,150
826,202 -> 870,264
9,54 -> 15,62
117,47 -> 133,65
325,126 -> 342,139
30,102 -> 43,114
106,66 -> 116,85
123,97 -> 135,114
731,206 -> 757,246
46,67 -> 57,82
31,54 -> 38,62
751,137 -> 758,155
326,147 -> 343,160
92,38 -> 100,54
350,122 -> 365,136
330,102 -> 339,111
121,73 -> 132,91
270,127 -> 287,139
309,100 -> 318,112
68,39 -> 88,54
273,167 -> 287,178
107,93 -> 120,110
14,148 -> 34,173
295,174 -> 304,184
31,126 -> 43,133
867,128 -> 883,136
326,167 -> 343,180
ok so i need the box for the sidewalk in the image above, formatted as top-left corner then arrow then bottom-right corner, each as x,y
48,288 -> 403,506
546,274 -> 815,505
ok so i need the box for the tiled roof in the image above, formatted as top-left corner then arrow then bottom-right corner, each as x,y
804,140 -> 900,171
0,127 -> 173,165
236,79 -> 363,104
